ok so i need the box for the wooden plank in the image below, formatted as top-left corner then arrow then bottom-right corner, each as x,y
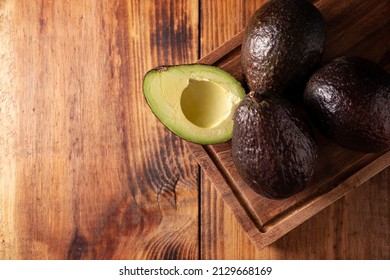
0,0 -> 199,259
198,0 -> 390,258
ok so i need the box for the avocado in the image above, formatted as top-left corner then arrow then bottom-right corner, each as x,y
232,91 -> 318,199
304,56 -> 390,153
143,64 -> 246,144
241,0 -> 326,95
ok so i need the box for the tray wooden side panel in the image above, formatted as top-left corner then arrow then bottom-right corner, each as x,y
188,0 -> 390,249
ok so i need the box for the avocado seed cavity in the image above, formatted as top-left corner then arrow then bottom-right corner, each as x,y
180,79 -> 232,128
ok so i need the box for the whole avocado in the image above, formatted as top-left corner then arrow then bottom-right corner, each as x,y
304,56 -> 390,153
232,91 -> 318,199
241,0 -> 326,95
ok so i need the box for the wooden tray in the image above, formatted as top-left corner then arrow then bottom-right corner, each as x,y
187,3 -> 390,250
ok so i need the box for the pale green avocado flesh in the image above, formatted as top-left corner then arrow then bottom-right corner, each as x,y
143,64 -> 246,144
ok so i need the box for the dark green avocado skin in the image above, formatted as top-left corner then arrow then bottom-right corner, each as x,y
232,91 -> 318,199
304,56 -> 390,153
241,0 -> 325,95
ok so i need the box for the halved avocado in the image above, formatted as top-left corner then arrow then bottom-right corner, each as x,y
143,64 -> 246,144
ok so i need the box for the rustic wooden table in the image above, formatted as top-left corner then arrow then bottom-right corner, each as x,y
0,0 -> 389,259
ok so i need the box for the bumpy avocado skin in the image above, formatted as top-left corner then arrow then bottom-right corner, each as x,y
241,0 -> 326,95
232,91 -> 318,199
304,56 -> 390,153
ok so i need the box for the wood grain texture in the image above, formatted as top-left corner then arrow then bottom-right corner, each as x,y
199,0 -> 390,259
1,0 -> 389,260
200,0 -> 267,55
0,0 -> 199,259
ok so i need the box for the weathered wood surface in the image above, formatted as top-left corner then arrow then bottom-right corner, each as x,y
0,0 -> 199,260
0,0 -> 389,260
